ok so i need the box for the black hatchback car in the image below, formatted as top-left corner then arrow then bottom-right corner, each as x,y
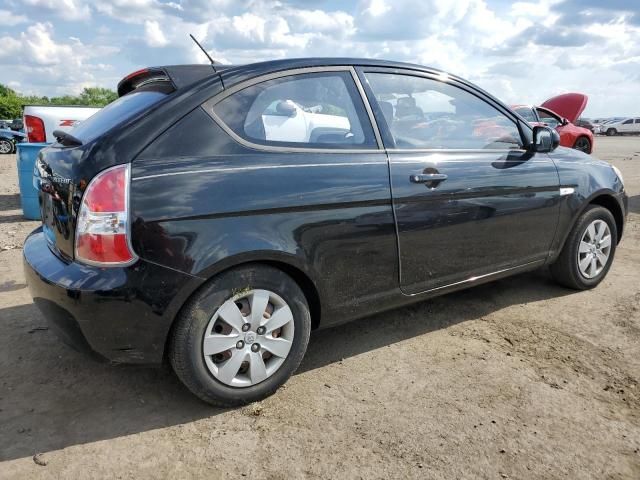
25,58 -> 627,406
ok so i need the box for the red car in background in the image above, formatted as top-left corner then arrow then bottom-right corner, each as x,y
513,93 -> 593,154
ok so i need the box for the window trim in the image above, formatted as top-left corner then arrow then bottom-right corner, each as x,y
357,67 -> 529,153
202,66 -> 384,153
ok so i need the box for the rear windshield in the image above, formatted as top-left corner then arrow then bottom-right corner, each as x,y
68,91 -> 168,143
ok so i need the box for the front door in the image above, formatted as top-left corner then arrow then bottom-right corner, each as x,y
620,119 -> 634,133
360,69 -> 561,294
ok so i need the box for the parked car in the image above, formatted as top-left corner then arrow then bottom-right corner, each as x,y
512,93 -> 594,153
593,118 -> 618,134
24,59 -> 628,406
0,128 -> 26,154
575,118 -> 594,132
23,105 -> 100,143
0,119 -> 11,129
600,117 -> 640,136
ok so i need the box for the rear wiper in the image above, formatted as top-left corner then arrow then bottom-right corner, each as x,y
52,130 -> 83,147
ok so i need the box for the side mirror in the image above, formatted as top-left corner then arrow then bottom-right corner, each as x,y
275,100 -> 297,117
561,117 -> 569,126
530,125 -> 560,153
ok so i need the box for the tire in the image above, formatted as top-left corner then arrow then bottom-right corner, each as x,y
169,264 -> 311,407
573,136 -> 591,153
550,205 -> 617,290
0,139 -> 13,154
606,128 -> 617,136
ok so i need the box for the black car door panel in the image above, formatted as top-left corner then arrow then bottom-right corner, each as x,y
358,68 -> 561,294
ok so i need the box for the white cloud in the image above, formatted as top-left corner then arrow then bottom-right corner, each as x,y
0,9 -> 28,26
1,0 -> 639,116
144,20 -> 168,47
286,9 -> 354,35
0,21 -> 120,96
93,0 -> 164,23
22,0 -> 90,21
363,0 -> 391,17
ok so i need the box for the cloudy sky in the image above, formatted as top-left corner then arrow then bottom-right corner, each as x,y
0,0 -> 638,117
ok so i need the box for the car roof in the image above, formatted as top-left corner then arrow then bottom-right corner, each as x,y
216,57 -> 450,86
146,57 -> 471,94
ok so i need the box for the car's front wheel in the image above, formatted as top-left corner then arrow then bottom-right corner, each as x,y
606,128 -> 617,136
169,265 -> 311,406
0,139 -> 13,154
550,205 -> 617,290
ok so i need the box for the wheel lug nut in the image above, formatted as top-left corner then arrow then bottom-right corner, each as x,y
251,343 -> 260,352
257,326 -> 266,335
236,341 -> 244,349
241,323 -> 251,332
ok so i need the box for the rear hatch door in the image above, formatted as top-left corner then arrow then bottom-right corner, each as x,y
35,83 -> 174,260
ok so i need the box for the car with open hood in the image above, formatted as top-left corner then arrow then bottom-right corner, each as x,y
24,58 -> 627,406
513,93 -> 594,153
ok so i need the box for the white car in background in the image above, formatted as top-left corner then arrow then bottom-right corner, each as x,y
255,99 -> 352,144
23,105 -> 100,143
600,117 -> 640,136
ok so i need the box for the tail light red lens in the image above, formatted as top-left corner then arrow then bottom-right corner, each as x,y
25,115 -> 46,143
75,164 -> 137,266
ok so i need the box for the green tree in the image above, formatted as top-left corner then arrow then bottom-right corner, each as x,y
0,95 -> 22,119
78,87 -> 118,107
0,84 -> 17,98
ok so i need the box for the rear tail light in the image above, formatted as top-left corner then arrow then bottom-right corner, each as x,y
25,115 -> 46,143
75,164 -> 137,266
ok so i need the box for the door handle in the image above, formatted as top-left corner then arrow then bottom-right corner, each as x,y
410,173 -> 448,184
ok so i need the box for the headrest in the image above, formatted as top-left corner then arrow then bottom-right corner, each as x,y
397,96 -> 416,108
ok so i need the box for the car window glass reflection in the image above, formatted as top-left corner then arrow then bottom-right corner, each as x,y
365,72 -> 523,150
536,109 -> 561,129
212,72 -> 377,149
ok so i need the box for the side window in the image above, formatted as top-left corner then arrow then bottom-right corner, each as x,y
635,119 -> 640,124
623,119 -> 633,125
211,71 -> 377,149
536,109 -> 561,129
515,107 -> 537,123
364,72 -> 522,150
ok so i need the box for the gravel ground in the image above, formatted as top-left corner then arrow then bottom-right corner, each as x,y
1,137 -> 639,479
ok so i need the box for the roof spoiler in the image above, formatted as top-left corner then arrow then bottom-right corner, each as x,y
116,65 -> 220,97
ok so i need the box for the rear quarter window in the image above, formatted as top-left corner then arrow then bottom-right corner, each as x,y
209,71 -> 377,150
69,91 -> 168,143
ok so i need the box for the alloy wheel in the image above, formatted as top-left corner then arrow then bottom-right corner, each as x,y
577,219 -> 612,279
202,289 -> 295,387
0,140 -> 12,154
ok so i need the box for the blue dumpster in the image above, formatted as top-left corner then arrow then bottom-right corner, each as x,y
16,143 -> 48,220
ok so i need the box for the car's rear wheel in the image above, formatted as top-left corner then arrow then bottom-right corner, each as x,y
573,136 -> 591,153
550,205 -> 617,290
169,265 -> 311,406
606,128 -> 617,136
0,139 -> 13,154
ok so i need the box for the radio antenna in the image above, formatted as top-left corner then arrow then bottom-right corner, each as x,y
190,34 -> 216,65
189,33 -> 224,88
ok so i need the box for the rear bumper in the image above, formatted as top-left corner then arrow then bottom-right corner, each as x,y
23,228 -> 204,364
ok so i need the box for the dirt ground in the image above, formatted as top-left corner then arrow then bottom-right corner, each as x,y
1,137 -> 639,479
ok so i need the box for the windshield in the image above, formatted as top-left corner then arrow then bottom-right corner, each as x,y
69,91 -> 168,143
